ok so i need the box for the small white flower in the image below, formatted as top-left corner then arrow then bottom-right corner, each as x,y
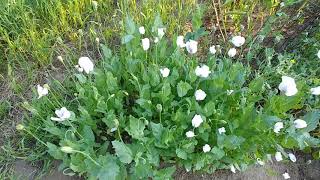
282,172 -> 290,179
158,28 -> 165,38
139,26 -> 145,34
57,56 -> 63,62
192,114 -> 203,128
317,50 -> 320,59
310,86 -> 320,95
231,36 -> 245,47
288,153 -> 296,162
228,48 -> 237,57
185,40 -> 198,54
141,38 -> 150,51
230,164 -> 236,173
186,131 -> 195,138
274,122 -> 284,133
275,152 -> 283,161
160,67 -> 170,78
195,89 -> 206,101
209,46 -> 216,54
257,158 -> 265,166
51,107 -> 71,121
92,1 -> 98,10
278,76 -> 298,96
154,37 -> 159,43
75,65 -> 84,72
227,90 -> 234,95
293,119 -> 307,129
95,37 -> 100,43
78,57 -> 94,74
280,2 -> 285,7
195,65 -> 211,78
176,36 -> 185,48
202,144 -> 211,153
37,84 -> 48,99
218,127 -> 226,134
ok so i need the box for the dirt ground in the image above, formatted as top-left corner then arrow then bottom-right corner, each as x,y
13,153 -> 320,180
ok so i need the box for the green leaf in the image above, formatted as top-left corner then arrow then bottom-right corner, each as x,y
125,116 -> 145,140
150,122 -> 164,140
97,155 -> 120,180
211,147 -> 225,160
176,148 -> 188,160
125,16 -> 136,35
112,140 -> 133,164
302,111 -> 320,132
100,44 -> 112,59
153,166 -> 176,180
177,81 -> 192,97
82,125 -> 95,145
47,142 -> 64,160
121,34 -> 135,44
223,135 -> 245,150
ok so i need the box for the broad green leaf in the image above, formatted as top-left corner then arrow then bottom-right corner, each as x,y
100,44 -> 112,59
125,116 -> 145,140
125,16 -> 136,35
82,125 -> 95,145
176,148 -> 188,160
211,147 -> 225,160
150,122 -> 164,140
153,166 -> 176,180
112,140 -> 133,164
47,142 -> 64,160
177,81 -> 192,97
121,34 -> 134,44
302,111 -> 320,132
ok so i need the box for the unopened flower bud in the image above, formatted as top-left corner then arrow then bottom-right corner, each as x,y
16,124 -> 25,130
61,146 -> 74,153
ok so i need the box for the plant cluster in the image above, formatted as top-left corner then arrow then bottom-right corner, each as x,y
19,15 -> 320,180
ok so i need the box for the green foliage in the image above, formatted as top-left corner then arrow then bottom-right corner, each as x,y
20,13 -> 320,179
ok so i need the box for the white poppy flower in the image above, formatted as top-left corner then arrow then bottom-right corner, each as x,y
282,172 -> 290,179
186,131 -> 195,138
317,50 -> 320,59
278,76 -> 298,96
231,36 -> 245,47
195,89 -> 206,101
154,37 -> 159,43
275,152 -> 283,161
280,2 -> 285,7
78,57 -> 94,74
75,65 -> 84,72
228,48 -> 237,57
141,38 -> 150,51
51,107 -> 71,121
202,144 -> 211,153
95,37 -> 100,43
176,36 -> 185,48
185,40 -> 198,54
288,153 -> 296,162
195,65 -> 211,78
257,158 -> 265,166
57,56 -> 63,62
293,119 -> 307,129
158,28 -> 165,38
230,164 -> 236,173
274,122 -> 284,134
218,127 -> 226,134
139,26 -> 145,34
192,114 -> 203,128
160,67 -> 170,78
92,1 -> 98,10
227,90 -> 234,95
310,86 -> 320,95
209,46 -> 216,54
37,84 -> 48,99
